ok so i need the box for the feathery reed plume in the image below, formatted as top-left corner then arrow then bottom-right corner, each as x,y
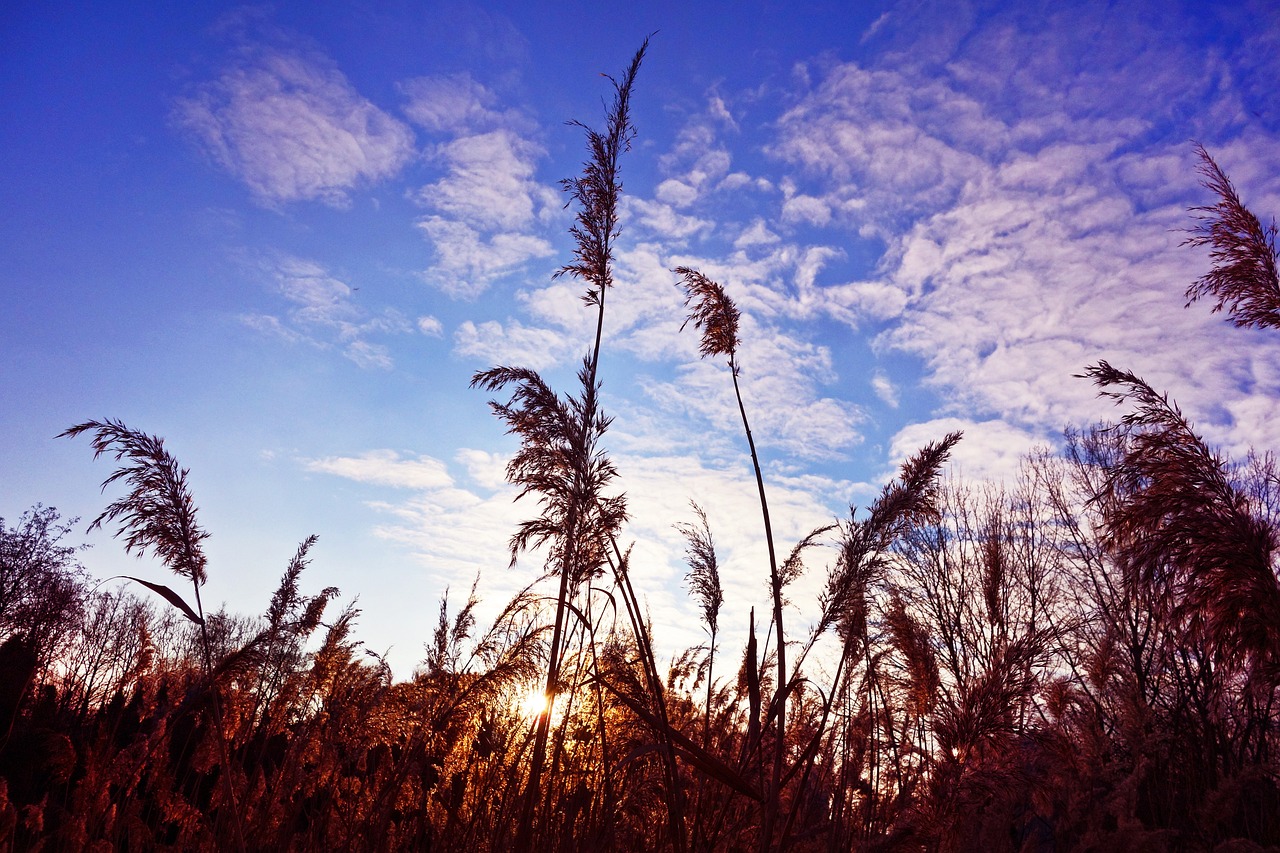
60,419 -> 208,585
1083,361 -> 1280,670
678,502 -> 723,751
743,607 -> 762,759
676,267 -> 741,361
470,361 -> 627,587
776,434 -> 959,849
980,511 -> 1006,629
886,593 -> 939,718
59,418 -> 247,852
424,582 -> 479,678
267,535 -> 316,622
934,632 -> 1048,763
1184,143 -> 1280,329
778,524 -> 835,595
820,432 -> 963,641
678,502 -> 723,642
558,37 -> 649,315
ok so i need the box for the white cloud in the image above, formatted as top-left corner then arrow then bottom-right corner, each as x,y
822,281 -> 910,325
454,448 -> 511,491
872,144 -> 1224,434
453,319 -> 577,371
642,313 -> 865,461
770,63 -> 994,225
657,107 -> 735,203
717,172 -> 755,192
416,217 -> 554,299
417,315 -> 444,337
872,372 -> 898,408
272,256 -> 353,318
734,218 -> 781,248
400,73 -> 513,134
176,49 -> 414,207
626,197 -> 714,241
243,254 -> 413,368
416,130 -> 548,230
306,450 -> 454,490
240,312 -> 304,344
344,340 -> 394,370
656,178 -> 698,208
407,85 -> 559,298
862,12 -> 891,42
781,193 -> 832,226
887,418 -> 1046,485
305,448 -> 531,638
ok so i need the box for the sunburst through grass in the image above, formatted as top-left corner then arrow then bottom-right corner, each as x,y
517,687 -> 553,720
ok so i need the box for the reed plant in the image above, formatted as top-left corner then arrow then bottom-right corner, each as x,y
60,418 -> 249,852
470,38 -> 685,851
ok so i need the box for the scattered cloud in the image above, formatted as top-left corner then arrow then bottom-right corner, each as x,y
770,63 -> 994,227
243,254 -> 413,368
344,340 -> 394,371
887,417 -> 1046,485
416,217 -> 554,299
871,372 -> 898,408
754,16 -> 1280,474
407,77 -> 559,298
862,12 -> 891,42
175,49 -> 414,207
655,178 -> 698,208
453,318 -> 576,371
641,315 -> 865,461
240,312 -> 305,344
656,103 -> 735,205
415,130 -> 552,230
734,219 -> 781,249
305,449 -> 454,490
625,197 -> 714,242
400,72 -> 517,134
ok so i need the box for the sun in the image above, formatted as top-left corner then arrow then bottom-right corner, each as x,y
518,688 -> 552,719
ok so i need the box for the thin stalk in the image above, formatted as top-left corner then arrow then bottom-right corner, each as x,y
694,625 -> 716,849
729,355 -> 784,850
544,610 -> 593,839
584,582 -> 616,829
779,637 -> 860,850
517,552 -> 575,847
705,630 -> 717,749
609,538 -> 688,852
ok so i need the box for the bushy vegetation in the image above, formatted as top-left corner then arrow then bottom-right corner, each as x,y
3,46 -> 1279,852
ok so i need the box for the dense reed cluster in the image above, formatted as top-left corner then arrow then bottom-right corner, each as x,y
3,52 -> 1279,851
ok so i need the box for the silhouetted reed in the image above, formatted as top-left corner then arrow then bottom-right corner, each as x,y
1185,143 -> 1280,330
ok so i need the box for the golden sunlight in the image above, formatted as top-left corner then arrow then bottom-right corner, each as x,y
518,688 -> 552,719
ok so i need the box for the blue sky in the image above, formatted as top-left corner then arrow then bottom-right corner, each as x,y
4,1 -> 1279,677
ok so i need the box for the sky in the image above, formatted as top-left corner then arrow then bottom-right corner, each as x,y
3,1 -> 1279,678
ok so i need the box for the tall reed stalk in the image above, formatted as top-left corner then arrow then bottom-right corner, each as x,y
472,38 -> 651,850
675,267 -> 789,847
60,418 -> 248,853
